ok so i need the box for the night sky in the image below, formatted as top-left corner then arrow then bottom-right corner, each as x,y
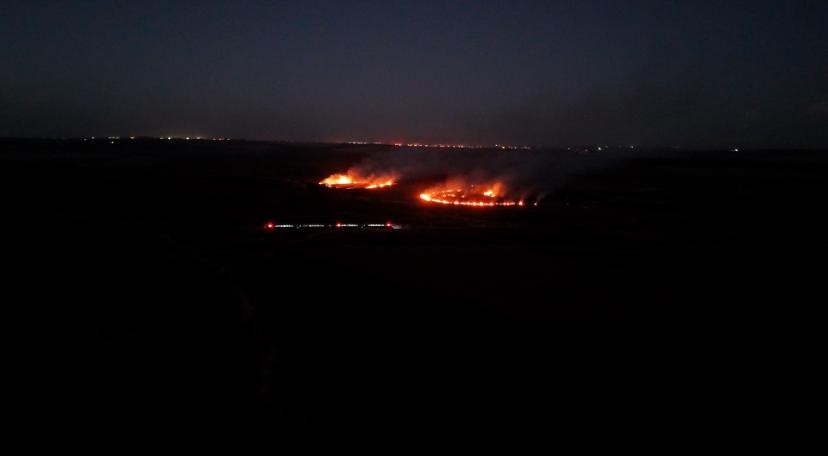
2,1 -> 827,148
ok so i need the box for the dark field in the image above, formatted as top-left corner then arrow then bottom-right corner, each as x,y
6,139 -> 825,434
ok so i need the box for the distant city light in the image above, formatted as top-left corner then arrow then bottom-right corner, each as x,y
348,140 -> 531,150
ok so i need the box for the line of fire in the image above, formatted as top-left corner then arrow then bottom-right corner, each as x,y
319,170 -> 539,207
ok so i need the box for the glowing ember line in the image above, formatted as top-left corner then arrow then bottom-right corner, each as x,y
419,181 -> 524,207
419,193 -> 524,207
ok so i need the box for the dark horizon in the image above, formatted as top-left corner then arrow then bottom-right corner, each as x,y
4,137 -> 828,152
2,1 -> 827,148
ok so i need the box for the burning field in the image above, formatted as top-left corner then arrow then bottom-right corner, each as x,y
316,146 -> 567,208
321,170 -> 533,208
418,180 -> 527,207
319,170 -> 397,189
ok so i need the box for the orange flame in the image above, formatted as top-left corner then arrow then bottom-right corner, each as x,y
419,181 -> 524,207
319,171 -> 397,189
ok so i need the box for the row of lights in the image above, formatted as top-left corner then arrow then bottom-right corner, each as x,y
264,222 -> 396,230
346,140 -> 531,149
81,136 -> 231,141
391,143 -> 532,150
158,137 -> 231,141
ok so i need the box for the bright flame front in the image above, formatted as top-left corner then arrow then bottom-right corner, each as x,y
419,181 -> 524,207
319,171 -> 396,189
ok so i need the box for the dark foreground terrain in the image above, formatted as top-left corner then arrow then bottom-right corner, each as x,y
5,139 -> 825,436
